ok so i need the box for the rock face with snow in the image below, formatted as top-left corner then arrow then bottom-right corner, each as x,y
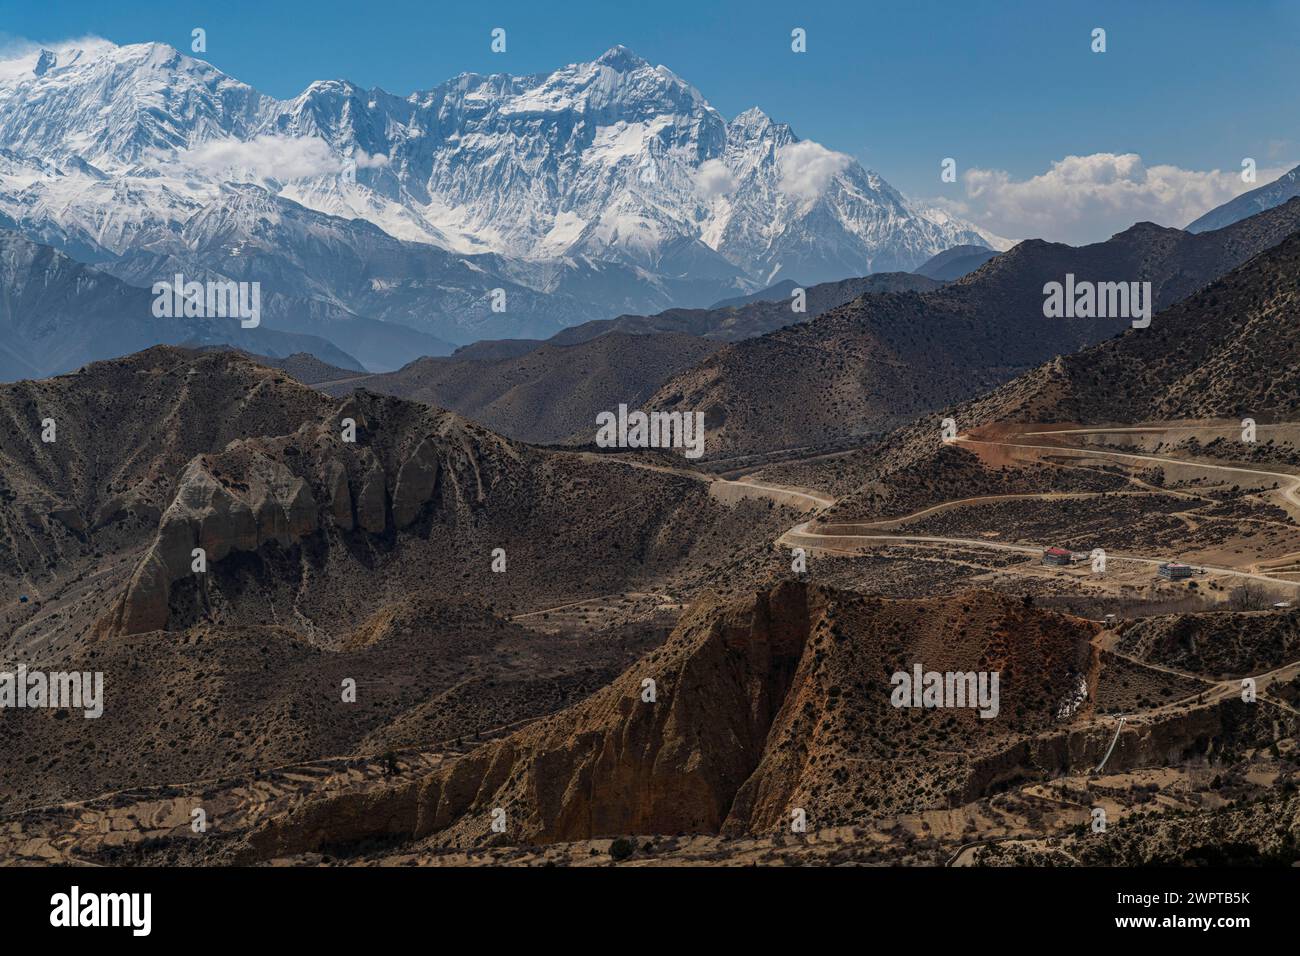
0,40 -> 1000,355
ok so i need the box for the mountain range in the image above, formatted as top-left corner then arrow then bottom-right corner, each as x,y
648,198 -> 1300,459
319,271 -> 942,443
0,229 -> 364,380
0,39 -> 1004,366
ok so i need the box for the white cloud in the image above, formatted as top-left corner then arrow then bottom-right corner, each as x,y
777,141 -> 850,202
354,150 -> 389,170
931,153 -> 1291,245
172,135 -> 344,183
694,158 -> 735,199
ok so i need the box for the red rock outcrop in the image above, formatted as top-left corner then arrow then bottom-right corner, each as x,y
235,584 -> 1109,859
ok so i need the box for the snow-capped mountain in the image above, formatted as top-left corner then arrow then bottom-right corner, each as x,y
274,43 -> 1003,281
0,39 -> 1002,357
1187,164 -> 1300,233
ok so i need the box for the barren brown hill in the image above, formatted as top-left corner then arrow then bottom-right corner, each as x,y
321,331 -> 722,444
315,274 -> 936,444
0,347 -> 331,595
233,581 -> 1112,859
546,272 -> 942,346
0,346 -> 791,652
648,199 -> 1300,459
954,229 -> 1300,426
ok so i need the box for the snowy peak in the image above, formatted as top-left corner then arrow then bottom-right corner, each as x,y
728,107 -> 779,137
0,39 -> 270,171
594,44 -> 651,71
487,46 -> 713,123
0,39 -> 1000,311
0,37 -> 117,81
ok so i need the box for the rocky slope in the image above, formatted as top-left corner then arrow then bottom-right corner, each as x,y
232,582 -> 1111,857
649,199 -> 1300,459
0,346 -> 790,652
0,603 -> 643,814
0,230 -> 363,380
316,273 -> 938,443
1116,607 -> 1300,677
321,332 -> 722,444
961,229 -> 1300,426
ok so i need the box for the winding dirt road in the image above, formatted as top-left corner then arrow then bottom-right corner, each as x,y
520,425 -> 1300,625
777,422 -> 1300,592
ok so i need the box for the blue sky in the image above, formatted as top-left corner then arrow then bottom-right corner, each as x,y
4,0 -> 1297,241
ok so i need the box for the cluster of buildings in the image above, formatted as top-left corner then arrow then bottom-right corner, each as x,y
1040,547 -> 1199,581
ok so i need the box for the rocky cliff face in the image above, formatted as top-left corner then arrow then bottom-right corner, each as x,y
98,389 -> 513,636
240,581 -> 822,857
234,583 -> 1112,859
109,452 -> 319,633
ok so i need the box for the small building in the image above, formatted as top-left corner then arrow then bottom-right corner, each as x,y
1103,613 -> 1117,627
1158,562 -> 1194,580
1042,546 -> 1073,566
